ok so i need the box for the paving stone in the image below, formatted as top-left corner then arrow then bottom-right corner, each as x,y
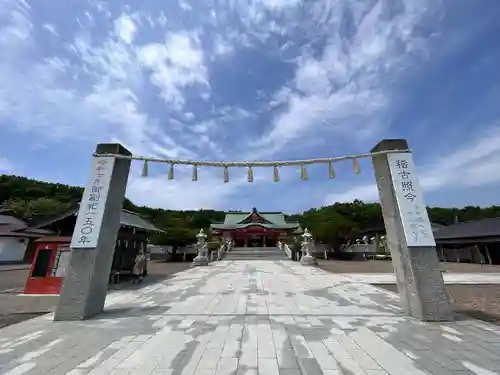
0,261 -> 499,375
297,357 -> 324,375
258,358 -> 279,375
306,342 -> 339,370
278,369 -> 301,375
236,368 -> 257,375
277,349 -> 299,369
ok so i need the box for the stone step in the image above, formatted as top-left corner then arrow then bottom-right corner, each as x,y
223,247 -> 285,260
224,248 -> 285,260
225,255 -> 285,261
231,247 -> 280,251
225,253 -> 284,257
226,250 -> 283,255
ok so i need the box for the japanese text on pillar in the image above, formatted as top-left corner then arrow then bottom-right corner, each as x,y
77,160 -> 107,245
389,153 -> 435,247
70,156 -> 114,249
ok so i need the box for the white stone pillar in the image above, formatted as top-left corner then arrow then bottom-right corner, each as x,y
54,143 -> 131,321
371,139 -> 453,321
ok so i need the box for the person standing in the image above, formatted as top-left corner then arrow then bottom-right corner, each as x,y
133,252 -> 146,283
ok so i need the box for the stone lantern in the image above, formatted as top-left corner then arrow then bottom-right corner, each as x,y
192,228 -> 209,266
300,228 -> 317,266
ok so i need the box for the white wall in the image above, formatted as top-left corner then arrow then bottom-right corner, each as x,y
147,245 -> 172,254
0,237 -> 29,262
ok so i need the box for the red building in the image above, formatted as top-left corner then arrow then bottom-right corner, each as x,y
210,207 -> 301,247
24,209 -> 162,294
24,236 -> 72,294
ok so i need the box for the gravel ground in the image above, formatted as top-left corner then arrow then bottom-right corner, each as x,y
318,259 -> 500,326
0,268 -> 30,293
317,259 -> 500,273
0,260 -> 192,329
377,284 -> 500,325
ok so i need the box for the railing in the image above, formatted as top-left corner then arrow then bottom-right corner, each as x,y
217,241 -> 232,260
284,244 -> 293,259
278,241 -> 293,259
344,243 -> 376,253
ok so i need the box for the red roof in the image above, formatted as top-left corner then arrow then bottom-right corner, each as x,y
34,236 -> 72,243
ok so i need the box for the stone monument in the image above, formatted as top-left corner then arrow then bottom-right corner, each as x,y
371,139 -> 453,321
54,143 -> 131,321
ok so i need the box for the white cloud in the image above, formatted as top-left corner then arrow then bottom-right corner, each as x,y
126,166 -> 250,209
179,0 -> 193,11
0,1 -> 31,39
191,120 -> 215,134
0,3 -> 238,208
138,32 -> 209,109
213,35 -> 234,57
42,23 -> 58,36
325,126 -> 500,204
255,83 -> 385,155
0,157 -> 14,173
158,12 -> 167,27
114,14 -> 137,44
258,0 -> 301,10
325,184 -> 379,205
419,127 -> 500,190
0,8 -> 213,191
294,57 -> 330,96
259,0 -> 434,150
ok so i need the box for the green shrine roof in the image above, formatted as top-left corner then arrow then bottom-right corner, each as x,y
211,208 -> 300,231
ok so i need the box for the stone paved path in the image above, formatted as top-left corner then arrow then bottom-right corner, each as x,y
1,261 -> 500,375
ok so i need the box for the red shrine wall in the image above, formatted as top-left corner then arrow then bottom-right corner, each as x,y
214,227 -> 288,248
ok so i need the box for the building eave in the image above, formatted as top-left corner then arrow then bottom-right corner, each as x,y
436,236 -> 500,245
211,223 -> 299,230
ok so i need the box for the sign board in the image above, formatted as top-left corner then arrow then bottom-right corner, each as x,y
70,156 -> 115,249
387,153 -> 436,247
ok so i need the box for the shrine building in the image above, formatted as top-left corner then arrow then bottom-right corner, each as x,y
211,207 -> 301,247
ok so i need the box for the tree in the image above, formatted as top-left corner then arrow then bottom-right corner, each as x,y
149,227 -> 198,261
2,198 -> 30,219
29,198 -> 70,217
3,197 -> 71,220
311,214 -> 358,252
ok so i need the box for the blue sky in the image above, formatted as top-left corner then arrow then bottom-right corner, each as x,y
1,0 -> 500,213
